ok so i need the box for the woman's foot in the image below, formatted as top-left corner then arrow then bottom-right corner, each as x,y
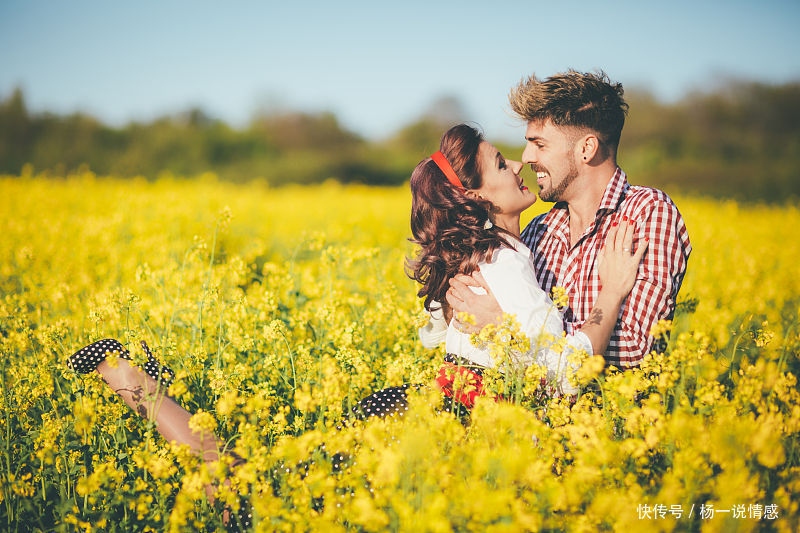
69,338 -> 174,386
68,338 -> 129,373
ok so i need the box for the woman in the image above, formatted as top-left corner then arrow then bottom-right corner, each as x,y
68,123 -> 645,528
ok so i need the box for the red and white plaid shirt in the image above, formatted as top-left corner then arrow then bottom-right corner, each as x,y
520,167 -> 691,368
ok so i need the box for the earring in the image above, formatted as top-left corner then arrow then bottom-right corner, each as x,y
484,219 -> 493,230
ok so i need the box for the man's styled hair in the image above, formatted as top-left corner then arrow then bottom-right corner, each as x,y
509,70 -> 629,157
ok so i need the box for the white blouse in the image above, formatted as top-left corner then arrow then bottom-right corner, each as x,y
418,237 -> 593,396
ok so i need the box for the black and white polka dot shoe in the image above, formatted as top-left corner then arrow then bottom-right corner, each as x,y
138,340 -> 175,387
68,338 -> 131,373
69,338 -> 174,387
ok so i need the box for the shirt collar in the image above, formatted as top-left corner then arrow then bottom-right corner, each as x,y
537,200 -> 569,244
597,167 -> 629,213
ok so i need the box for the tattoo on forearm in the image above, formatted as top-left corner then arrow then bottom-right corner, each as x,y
588,308 -> 603,326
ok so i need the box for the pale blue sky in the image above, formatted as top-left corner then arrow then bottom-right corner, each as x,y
1,0 -> 798,142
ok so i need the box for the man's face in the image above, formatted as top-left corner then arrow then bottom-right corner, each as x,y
521,120 -> 579,202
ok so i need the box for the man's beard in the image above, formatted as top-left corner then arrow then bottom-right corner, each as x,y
539,156 -> 578,202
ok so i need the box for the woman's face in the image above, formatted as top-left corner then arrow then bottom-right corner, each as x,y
472,141 -> 535,216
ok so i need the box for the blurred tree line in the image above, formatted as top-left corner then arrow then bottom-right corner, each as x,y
1,81 -> 798,201
618,80 -> 800,202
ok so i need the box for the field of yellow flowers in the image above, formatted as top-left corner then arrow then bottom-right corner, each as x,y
1,172 -> 799,532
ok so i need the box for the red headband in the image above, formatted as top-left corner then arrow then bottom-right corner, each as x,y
431,151 -> 465,189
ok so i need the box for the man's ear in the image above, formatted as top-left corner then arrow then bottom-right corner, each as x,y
579,134 -> 600,163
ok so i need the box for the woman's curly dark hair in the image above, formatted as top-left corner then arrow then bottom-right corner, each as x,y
407,124 -> 512,312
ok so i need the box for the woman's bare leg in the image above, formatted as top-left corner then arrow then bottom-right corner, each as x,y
95,358 -> 225,463
93,357 -> 240,516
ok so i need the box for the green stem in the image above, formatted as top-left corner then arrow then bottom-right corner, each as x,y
216,299 -> 223,372
196,223 -> 219,362
166,250 -> 190,342
279,330 -> 297,392
727,314 -> 752,379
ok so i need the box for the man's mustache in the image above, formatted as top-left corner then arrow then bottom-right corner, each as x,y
531,164 -> 548,174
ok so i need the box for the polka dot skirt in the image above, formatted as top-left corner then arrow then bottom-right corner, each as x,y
351,385 -> 412,420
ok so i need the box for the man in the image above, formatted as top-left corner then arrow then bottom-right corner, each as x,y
446,70 -> 691,369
